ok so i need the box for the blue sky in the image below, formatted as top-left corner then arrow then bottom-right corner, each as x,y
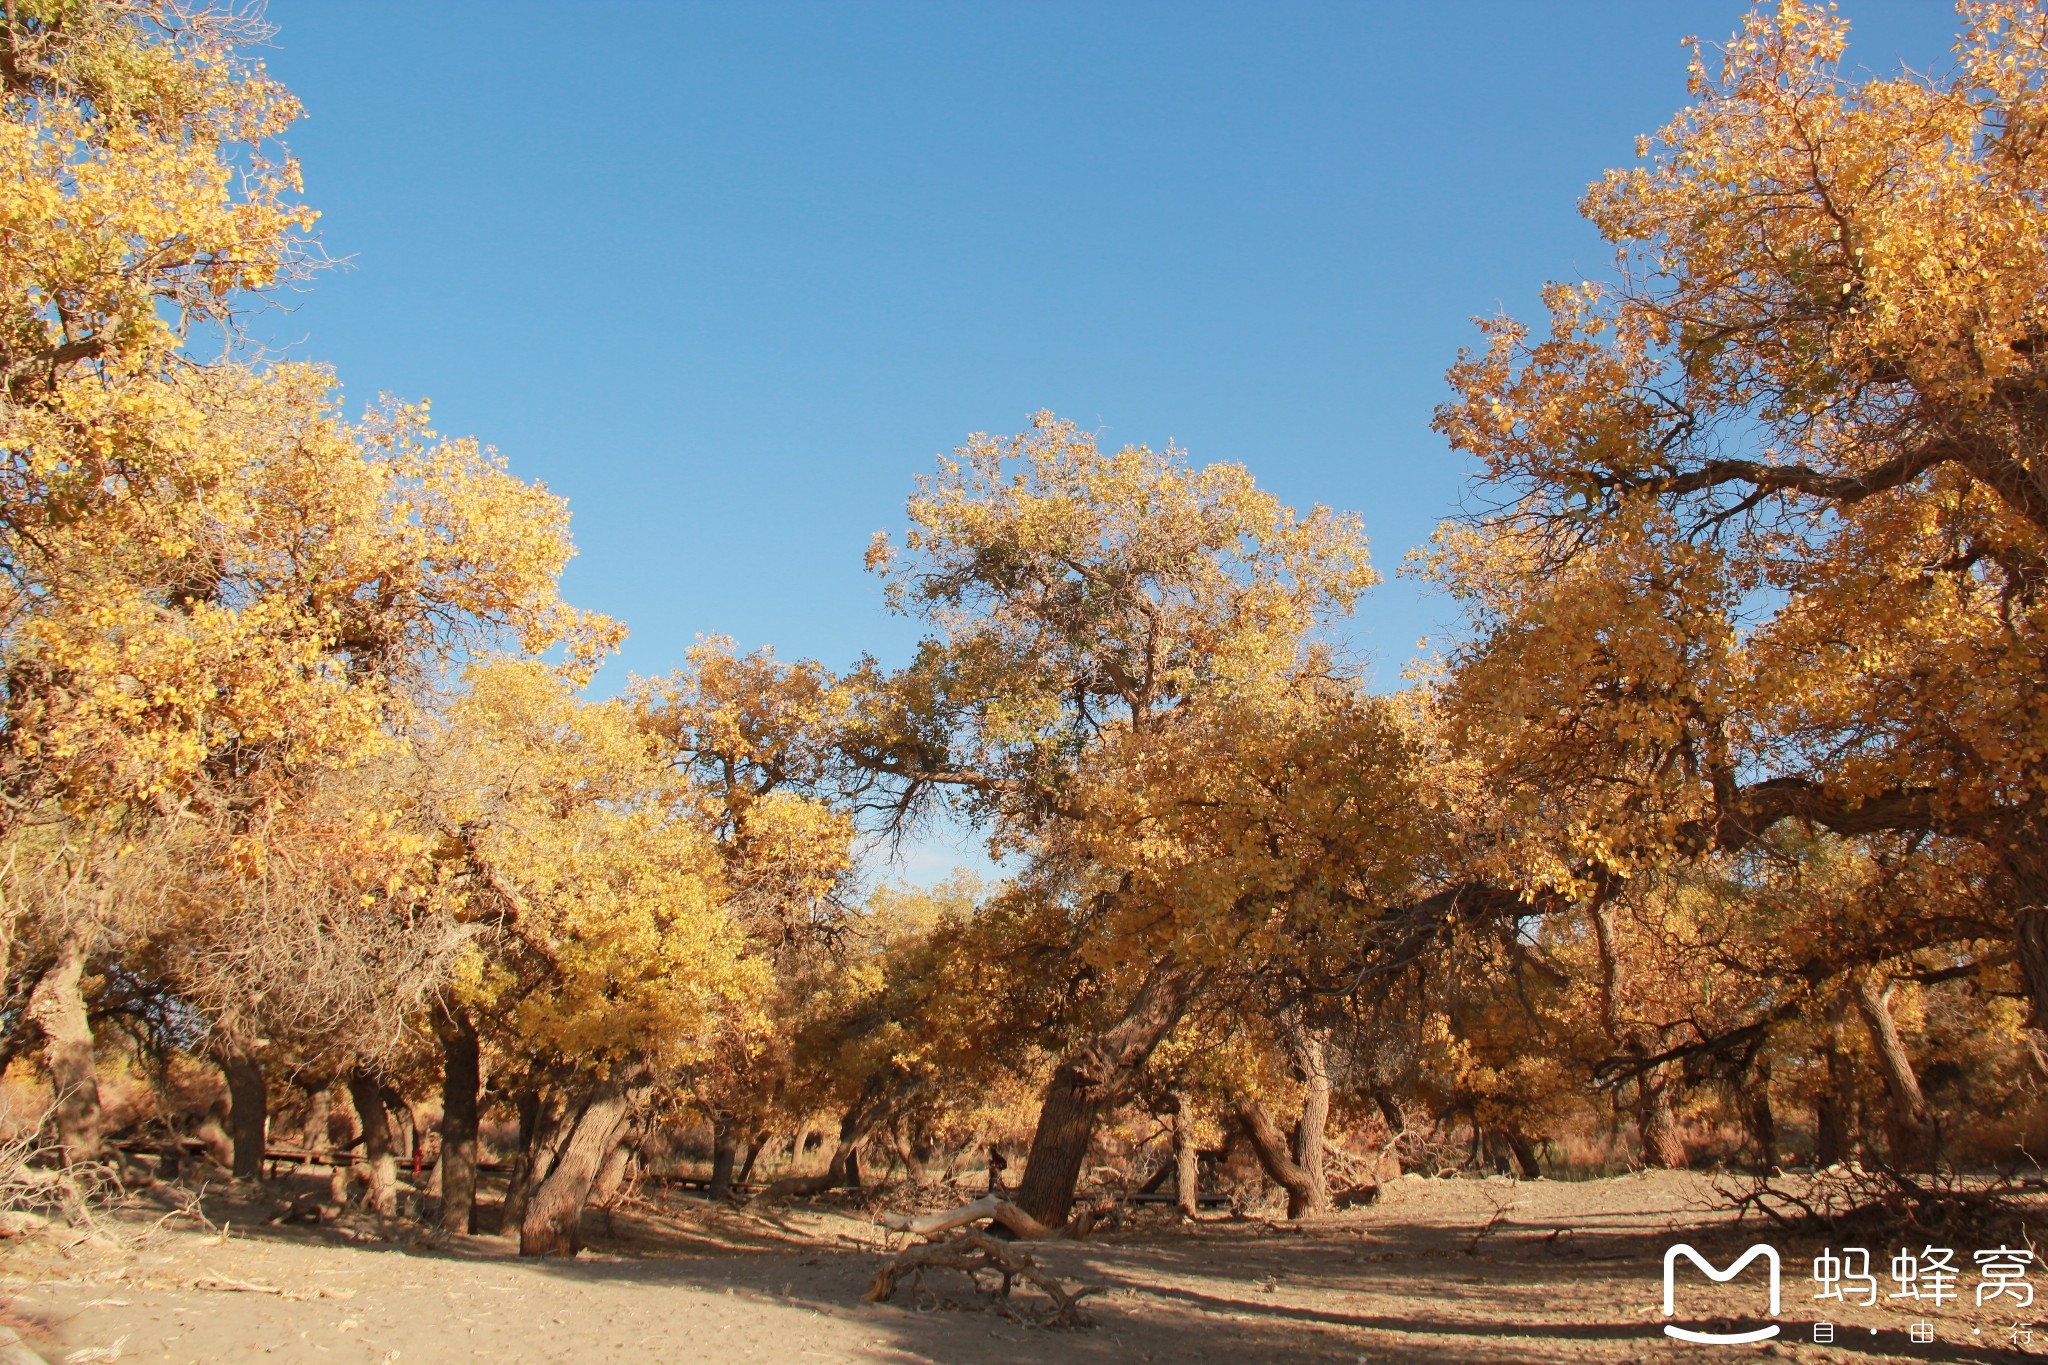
258,1 -> 1958,874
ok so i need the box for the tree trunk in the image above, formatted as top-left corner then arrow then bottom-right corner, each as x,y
735,1129 -> 770,1187
1235,1096 -> 1320,1218
344,1069 -> 397,1216
1637,1068 -> 1688,1169
787,1122 -> 815,1172
1743,1058 -> 1776,1171
1816,993 -> 1856,1165
1013,956 -> 1211,1227
520,1076 -> 644,1257
379,1083 -> 416,1178
299,1085 -> 331,1165
706,1120 -> 738,1202
1508,1131 -> 1543,1180
498,1090 -> 546,1234
27,932 -> 102,1166
2014,903 -> 2048,1071
1284,1020 -> 1333,1216
944,1127 -> 984,1182
289,1075 -> 336,1182
1172,1093 -> 1200,1218
1850,967 -> 1937,1169
753,1078 -> 889,1201
503,1091 -> 575,1237
1372,1087 -> 1406,1135
1590,896 -> 1686,1169
212,1038 -> 267,1181
433,1004 -> 480,1235
323,1084 -> 353,1203
892,1121 -> 936,1184
591,1124 -> 639,1208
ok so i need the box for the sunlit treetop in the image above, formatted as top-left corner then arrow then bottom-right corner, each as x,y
0,3 -> 618,815
0,0 -> 316,392
853,412 -> 1378,848
870,410 -> 1376,713
1428,1 -> 2048,896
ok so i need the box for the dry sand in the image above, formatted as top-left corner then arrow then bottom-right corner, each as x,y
2,1171 -> 2028,1364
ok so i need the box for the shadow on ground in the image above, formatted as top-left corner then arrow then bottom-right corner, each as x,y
74,1171 -> 2024,1364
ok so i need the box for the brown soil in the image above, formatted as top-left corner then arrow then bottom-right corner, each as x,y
2,1171 -> 2030,1363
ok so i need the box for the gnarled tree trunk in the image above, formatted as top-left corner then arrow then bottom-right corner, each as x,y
1741,1057 -> 1776,1171
1172,1093 -> 1200,1218
1850,968 -> 1936,1169
878,1193 -> 1054,1240
735,1128 -> 770,1187
521,1075 -> 647,1257
322,1083 -> 353,1203
28,933 -> 102,1167
298,1083 -> 331,1173
379,1083 -> 416,1179
498,1089 -> 549,1235
344,1068 -> 397,1216
1373,1087 -> 1407,1139
893,1120 -> 936,1184
210,1035 -> 267,1181
1816,992 -> 1857,1165
1235,1096 -> 1320,1218
1508,1131 -> 1543,1179
591,1123 -> 639,1209
2016,904 -> 2048,1073
1284,1020 -> 1333,1216
1636,1067 -> 1688,1169
754,1076 -> 890,1201
1013,956 -> 1211,1227
1589,896 -> 1686,1169
706,1119 -> 739,1202
433,1003 -> 480,1235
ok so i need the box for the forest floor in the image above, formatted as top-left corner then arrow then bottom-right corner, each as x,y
0,1168 -> 2038,1364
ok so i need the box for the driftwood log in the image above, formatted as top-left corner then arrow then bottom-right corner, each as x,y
864,1228 -> 1097,1328
877,1193 -> 1057,1240
0,1326 -> 46,1365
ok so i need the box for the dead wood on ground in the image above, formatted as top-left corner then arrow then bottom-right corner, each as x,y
863,1228 -> 1098,1328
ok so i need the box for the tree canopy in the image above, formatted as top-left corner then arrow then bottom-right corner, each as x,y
4,0 -> 2045,1262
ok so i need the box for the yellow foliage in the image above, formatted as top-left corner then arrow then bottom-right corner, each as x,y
433,662 -> 769,1074
1429,1 -> 2048,914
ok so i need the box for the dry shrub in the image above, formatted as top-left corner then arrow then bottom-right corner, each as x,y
1515,1126 -> 1602,1178
166,880 -> 468,1069
1721,1163 -> 2045,1245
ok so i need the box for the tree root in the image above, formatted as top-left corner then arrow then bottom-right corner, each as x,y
864,1228 -> 1098,1329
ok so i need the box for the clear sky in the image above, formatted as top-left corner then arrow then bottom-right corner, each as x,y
257,2 -> 1959,871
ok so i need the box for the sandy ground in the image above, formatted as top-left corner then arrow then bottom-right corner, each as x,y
2,1171 -> 2034,1364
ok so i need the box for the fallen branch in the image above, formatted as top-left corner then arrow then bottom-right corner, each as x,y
191,1273 -> 287,1295
1464,1189 -> 1522,1255
188,1273 -> 355,1303
864,1229 -> 1097,1328
1715,1163 -> 2033,1241
1331,1183 -> 1381,1209
877,1193 -> 1057,1240
0,1325 -> 48,1365
267,1194 -> 337,1227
